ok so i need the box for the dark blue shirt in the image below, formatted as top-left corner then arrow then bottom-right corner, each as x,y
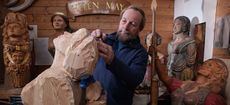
93,32 -> 148,105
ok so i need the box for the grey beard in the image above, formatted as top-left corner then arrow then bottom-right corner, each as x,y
117,32 -> 136,43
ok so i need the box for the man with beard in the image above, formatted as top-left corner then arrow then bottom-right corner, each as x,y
91,5 -> 148,105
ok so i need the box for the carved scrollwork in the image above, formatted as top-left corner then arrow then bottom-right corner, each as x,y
6,0 -> 35,12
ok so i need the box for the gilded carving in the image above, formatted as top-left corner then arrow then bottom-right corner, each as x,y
2,12 -> 31,88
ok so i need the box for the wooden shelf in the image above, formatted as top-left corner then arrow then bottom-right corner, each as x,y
213,48 -> 230,59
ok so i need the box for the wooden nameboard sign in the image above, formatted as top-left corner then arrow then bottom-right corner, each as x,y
67,0 -> 130,16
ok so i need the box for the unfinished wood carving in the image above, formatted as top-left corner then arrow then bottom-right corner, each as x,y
2,12 -> 31,88
21,28 -> 101,105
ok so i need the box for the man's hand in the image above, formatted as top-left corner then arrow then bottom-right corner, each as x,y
91,29 -> 114,64
91,29 -> 107,41
91,29 -> 114,65
97,40 -> 114,65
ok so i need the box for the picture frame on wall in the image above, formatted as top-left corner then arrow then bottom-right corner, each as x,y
213,14 -> 230,58
194,22 -> 206,64
213,0 -> 230,58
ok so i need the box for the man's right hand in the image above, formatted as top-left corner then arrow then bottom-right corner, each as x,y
91,29 -> 114,65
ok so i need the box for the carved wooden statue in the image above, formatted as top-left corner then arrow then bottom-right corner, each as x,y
157,58 -> 228,105
21,28 -> 102,105
167,16 -> 197,80
1,0 -> 35,84
2,12 -> 31,88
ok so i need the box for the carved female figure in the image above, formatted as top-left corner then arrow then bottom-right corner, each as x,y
48,12 -> 74,57
167,16 -> 197,80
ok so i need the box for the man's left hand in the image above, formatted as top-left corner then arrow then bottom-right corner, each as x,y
97,40 -> 114,65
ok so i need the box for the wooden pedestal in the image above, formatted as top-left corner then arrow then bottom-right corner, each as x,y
0,85 -> 22,99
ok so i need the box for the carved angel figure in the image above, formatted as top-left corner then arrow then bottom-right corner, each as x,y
21,28 -> 101,105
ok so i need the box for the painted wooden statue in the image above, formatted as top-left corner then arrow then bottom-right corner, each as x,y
2,12 -> 31,88
21,28 -> 103,105
157,58 -> 228,105
167,16 -> 197,80
48,12 -> 74,57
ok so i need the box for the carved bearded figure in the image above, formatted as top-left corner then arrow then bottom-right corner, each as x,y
2,12 -> 31,88
170,59 -> 228,105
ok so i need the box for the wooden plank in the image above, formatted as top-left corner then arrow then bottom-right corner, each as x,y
37,30 -> 54,37
46,7 -> 67,15
213,48 -> 230,59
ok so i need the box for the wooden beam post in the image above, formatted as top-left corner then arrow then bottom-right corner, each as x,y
150,0 -> 158,105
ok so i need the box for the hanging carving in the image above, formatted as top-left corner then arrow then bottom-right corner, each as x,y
5,0 -> 35,12
2,12 -> 31,88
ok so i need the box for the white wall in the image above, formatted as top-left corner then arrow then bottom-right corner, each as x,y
175,0 -> 203,22
174,0 -> 217,60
